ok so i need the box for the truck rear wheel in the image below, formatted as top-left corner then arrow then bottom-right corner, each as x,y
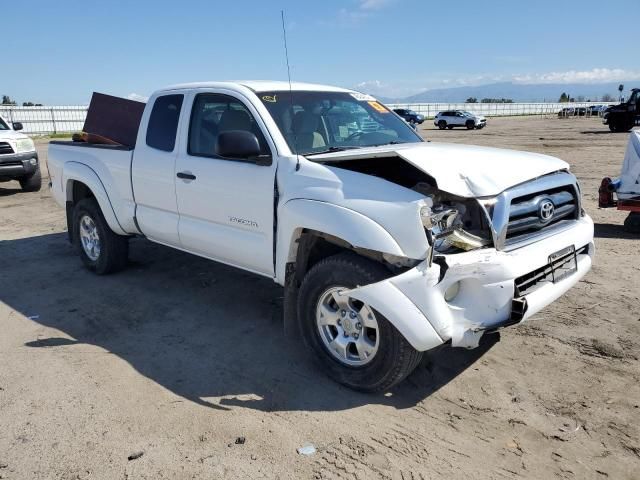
297,252 -> 423,392
19,166 -> 41,192
72,198 -> 129,275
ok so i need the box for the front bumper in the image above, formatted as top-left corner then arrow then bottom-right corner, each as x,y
344,215 -> 594,351
0,151 -> 39,180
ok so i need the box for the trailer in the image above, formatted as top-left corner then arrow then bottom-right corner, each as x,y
599,130 -> 640,233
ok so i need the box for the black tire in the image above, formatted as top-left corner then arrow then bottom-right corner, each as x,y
297,252 -> 423,392
624,212 -> 640,234
438,120 -> 446,130
466,120 -> 475,130
19,166 -> 41,192
72,198 -> 129,275
609,120 -> 632,132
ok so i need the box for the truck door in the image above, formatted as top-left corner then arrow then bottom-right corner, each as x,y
131,93 -> 185,247
174,91 -> 277,276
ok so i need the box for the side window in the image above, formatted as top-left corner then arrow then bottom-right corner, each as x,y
189,93 -> 270,158
146,94 -> 184,152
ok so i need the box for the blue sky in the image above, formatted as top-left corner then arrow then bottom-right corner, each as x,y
2,0 -> 637,104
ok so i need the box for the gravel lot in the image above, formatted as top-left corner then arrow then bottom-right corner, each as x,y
1,116 -> 639,479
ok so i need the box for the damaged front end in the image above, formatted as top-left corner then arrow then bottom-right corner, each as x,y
336,171 -> 594,352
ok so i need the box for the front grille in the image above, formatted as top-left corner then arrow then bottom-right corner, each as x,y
0,142 -> 14,155
489,172 -> 582,250
514,244 -> 588,296
506,186 -> 578,239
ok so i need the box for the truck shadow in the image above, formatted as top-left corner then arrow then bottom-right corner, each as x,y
594,222 -> 638,239
0,184 -> 22,196
1,232 -> 497,413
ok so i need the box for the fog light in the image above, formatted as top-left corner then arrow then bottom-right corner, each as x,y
444,282 -> 460,302
29,158 -> 37,165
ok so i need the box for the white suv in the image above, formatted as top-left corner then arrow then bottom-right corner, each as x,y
0,116 -> 41,191
434,110 -> 487,130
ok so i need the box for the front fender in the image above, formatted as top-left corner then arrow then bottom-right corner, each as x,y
63,162 -> 127,236
276,199 -> 405,283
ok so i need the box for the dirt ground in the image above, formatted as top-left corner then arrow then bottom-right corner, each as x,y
1,116 -> 639,480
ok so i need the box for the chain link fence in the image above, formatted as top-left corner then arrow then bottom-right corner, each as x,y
0,106 -> 87,135
0,101 -> 616,136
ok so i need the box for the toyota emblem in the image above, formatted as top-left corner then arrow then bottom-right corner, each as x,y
539,199 -> 555,222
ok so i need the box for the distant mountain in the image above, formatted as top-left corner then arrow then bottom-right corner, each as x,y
381,81 -> 635,103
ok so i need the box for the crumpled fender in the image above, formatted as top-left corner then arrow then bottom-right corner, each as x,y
63,161 -> 127,235
340,262 -> 445,352
276,198 -> 406,284
340,259 -> 484,351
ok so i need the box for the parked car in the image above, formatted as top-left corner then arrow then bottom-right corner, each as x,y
0,115 -> 41,191
48,81 -> 594,392
558,107 -> 587,118
587,105 -> 606,116
393,108 -> 424,124
434,110 -> 486,130
602,88 -> 640,132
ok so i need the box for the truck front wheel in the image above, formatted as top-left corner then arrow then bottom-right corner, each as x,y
298,252 -> 423,392
19,166 -> 42,192
72,198 -> 129,275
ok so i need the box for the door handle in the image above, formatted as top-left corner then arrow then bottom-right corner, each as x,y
177,172 -> 196,180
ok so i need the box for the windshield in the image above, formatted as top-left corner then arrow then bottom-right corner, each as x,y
258,91 -> 422,155
628,90 -> 639,105
0,117 -> 9,130
462,111 -> 474,116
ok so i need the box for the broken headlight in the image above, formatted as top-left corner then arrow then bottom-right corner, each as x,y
420,203 -> 491,253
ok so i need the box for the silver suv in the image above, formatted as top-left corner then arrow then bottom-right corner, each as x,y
434,110 -> 487,130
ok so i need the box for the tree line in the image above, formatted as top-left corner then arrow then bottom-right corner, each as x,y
2,95 -> 43,106
557,92 -> 616,103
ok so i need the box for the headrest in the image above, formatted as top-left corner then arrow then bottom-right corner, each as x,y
219,109 -> 251,131
293,111 -> 320,134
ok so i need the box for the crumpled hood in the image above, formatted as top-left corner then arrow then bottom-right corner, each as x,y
311,142 -> 569,197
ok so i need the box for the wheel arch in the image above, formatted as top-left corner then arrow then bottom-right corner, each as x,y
63,162 -> 127,237
277,199 -> 416,338
276,199 -> 407,285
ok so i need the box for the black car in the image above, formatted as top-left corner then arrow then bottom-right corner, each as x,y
393,108 -> 424,124
558,107 -> 586,117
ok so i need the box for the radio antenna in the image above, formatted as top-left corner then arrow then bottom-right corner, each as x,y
281,10 -> 300,171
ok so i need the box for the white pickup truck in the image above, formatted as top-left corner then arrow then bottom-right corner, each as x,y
49,81 -> 594,391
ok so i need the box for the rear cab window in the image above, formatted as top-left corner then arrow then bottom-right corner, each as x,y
146,94 -> 184,152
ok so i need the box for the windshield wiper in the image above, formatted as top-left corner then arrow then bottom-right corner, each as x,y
303,146 -> 363,156
370,141 -> 407,147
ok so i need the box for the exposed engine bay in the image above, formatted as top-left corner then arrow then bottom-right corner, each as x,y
322,156 -> 494,254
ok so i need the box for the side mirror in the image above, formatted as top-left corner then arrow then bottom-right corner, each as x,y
12,122 -> 23,131
216,130 -> 271,165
